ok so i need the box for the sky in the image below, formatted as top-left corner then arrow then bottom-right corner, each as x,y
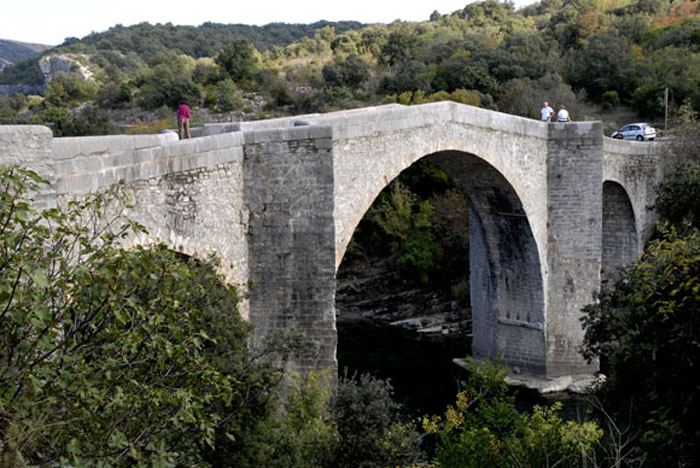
2,0 -> 537,46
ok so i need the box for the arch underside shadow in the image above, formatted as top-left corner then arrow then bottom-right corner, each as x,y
602,181 -> 638,286
428,151 -> 545,374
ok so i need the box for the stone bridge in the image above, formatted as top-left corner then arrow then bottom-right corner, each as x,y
0,102 -> 679,379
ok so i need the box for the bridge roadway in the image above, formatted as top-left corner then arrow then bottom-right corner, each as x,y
0,102 -> 679,380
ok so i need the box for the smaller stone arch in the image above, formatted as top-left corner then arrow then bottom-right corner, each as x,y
602,180 -> 638,284
122,228 -> 249,318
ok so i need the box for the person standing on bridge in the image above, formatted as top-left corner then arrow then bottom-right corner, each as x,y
177,100 -> 191,140
541,101 -> 555,122
557,104 -> 572,122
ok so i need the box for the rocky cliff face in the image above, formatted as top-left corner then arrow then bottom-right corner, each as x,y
336,255 -> 470,337
38,54 -> 94,83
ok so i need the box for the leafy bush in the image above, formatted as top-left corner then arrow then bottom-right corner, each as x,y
322,54 -> 370,90
601,90 -> 620,110
331,372 -> 423,468
63,104 -> 115,136
43,71 -> 98,107
0,166 -> 277,466
0,99 -> 16,124
654,164 -> 700,232
94,81 -> 132,109
209,371 -> 337,468
217,78 -> 243,112
41,105 -> 71,136
136,63 -> 201,110
427,357 -> 602,468
582,227 -> 700,466
216,39 -> 260,83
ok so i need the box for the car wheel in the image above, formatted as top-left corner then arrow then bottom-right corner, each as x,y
636,135 -> 644,141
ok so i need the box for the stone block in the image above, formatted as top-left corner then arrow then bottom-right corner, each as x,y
309,125 -> 333,139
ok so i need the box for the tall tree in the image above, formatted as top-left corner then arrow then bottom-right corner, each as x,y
215,39 -> 259,83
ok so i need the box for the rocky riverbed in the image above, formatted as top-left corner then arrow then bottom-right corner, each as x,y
336,255 -> 471,337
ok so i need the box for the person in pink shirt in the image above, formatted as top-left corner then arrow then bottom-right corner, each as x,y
177,101 -> 191,140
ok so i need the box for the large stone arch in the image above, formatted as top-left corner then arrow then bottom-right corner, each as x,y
333,139 -> 547,374
601,180 -> 638,284
331,115 -> 549,273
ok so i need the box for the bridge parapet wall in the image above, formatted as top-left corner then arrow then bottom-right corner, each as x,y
51,132 -> 243,194
0,125 -> 54,178
1,126 -> 251,291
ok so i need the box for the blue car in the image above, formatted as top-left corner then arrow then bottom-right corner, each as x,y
611,123 -> 657,141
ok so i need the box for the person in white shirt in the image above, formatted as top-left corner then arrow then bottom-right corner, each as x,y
540,101 -> 555,122
557,104 -> 572,122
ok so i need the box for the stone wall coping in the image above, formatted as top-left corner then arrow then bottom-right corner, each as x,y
242,124 -> 333,145
0,125 -> 53,137
52,133 -> 178,160
308,102 -> 553,140
202,103 -> 556,141
203,114 -> 324,136
603,138 -> 666,156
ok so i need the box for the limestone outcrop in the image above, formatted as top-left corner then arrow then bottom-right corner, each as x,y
39,54 -> 94,83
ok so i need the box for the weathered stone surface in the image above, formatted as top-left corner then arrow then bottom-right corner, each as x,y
0,102 -> 679,380
243,125 -> 337,376
39,54 -> 94,83
504,372 -> 605,394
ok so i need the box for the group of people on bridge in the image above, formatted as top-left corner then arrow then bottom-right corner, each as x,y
540,101 -> 571,123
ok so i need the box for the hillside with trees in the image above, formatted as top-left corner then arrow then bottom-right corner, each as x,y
0,39 -> 48,71
1,0 -> 700,134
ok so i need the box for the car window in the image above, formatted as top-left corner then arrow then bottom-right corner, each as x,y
630,125 -> 640,131
621,126 -> 630,132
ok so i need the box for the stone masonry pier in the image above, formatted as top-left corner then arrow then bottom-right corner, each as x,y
0,102 -> 679,380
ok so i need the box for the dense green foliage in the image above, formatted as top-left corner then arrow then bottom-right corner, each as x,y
3,0 -> 700,134
582,228 -> 700,466
61,21 -> 365,59
331,372 -> 423,468
216,39 -> 260,83
581,162 -> 700,466
654,164 -> 700,231
0,41 -> 43,68
0,166 -> 298,466
427,358 -> 602,468
199,370 -> 423,468
0,57 -> 43,85
349,159 -> 469,291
